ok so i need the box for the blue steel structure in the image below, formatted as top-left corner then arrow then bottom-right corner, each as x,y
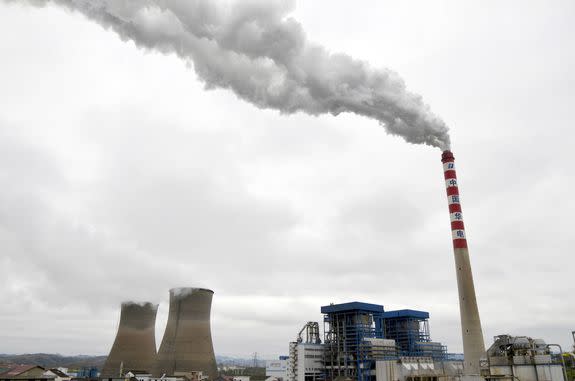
76,367 -> 99,378
382,310 -> 447,360
322,302 -> 386,381
322,303 -> 451,381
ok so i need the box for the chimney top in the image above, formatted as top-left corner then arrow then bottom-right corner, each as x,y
441,150 -> 454,163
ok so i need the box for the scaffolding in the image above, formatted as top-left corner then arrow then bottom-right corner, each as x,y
322,302 -> 392,381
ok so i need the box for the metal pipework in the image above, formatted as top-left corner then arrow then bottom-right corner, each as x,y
101,302 -> 158,377
441,150 -> 486,375
296,322 -> 321,344
547,344 -> 569,381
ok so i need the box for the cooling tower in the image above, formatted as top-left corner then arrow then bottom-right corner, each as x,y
101,302 -> 158,377
441,151 -> 486,375
153,288 -> 218,380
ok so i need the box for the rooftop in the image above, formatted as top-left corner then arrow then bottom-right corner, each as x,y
48,369 -> 69,378
0,365 -> 45,377
382,309 -> 429,319
321,302 -> 384,314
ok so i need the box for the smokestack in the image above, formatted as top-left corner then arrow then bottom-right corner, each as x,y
153,288 -> 218,380
101,302 -> 158,377
441,151 -> 485,375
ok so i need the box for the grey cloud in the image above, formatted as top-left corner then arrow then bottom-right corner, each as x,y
339,190 -> 426,236
1,0 -> 575,357
92,173 -> 298,258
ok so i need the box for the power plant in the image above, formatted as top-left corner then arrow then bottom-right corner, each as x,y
2,1 -> 571,380
277,150 -> 569,381
284,301 -> 569,381
320,302 -> 454,381
96,152 -> 570,381
100,302 -> 158,378
152,288 -> 218,381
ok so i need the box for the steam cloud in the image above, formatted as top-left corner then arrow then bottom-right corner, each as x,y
122,301 -> 159,309
171,287 -> 208,298
4,0 -> 451,149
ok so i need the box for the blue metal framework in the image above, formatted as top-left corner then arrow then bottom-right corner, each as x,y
382,309 -> 447,360
322,302 -> 386,381
321,303 -> 457,381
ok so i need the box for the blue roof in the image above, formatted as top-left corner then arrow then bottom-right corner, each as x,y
321,302 -> 384,314
382,309 -> 429,319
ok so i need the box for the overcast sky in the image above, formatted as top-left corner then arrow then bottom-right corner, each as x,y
0,0 -> 574,358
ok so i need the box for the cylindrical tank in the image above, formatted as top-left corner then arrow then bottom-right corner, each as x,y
532,339 -> 548,354
152,288 -> 218,380
101,302 -> 158,377
512,337 -> 531,350
441,151 -> 486,375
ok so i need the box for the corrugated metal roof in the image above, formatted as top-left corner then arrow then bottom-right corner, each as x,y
320,302 -> 384,314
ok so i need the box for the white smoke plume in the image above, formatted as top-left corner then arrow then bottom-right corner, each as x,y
171,287 -> 213,298
122,301 -> 159,310
4,0 -> 451,149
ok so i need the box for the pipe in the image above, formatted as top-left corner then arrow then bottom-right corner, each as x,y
547,344 -> 568,381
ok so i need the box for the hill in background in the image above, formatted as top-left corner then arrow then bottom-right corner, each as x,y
0,353 -> 266,371
0,354 -> 106,370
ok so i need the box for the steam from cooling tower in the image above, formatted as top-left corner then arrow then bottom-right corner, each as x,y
4,0 -> 451,149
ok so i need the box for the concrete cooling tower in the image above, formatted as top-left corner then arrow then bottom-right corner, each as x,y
101,302 -> 158,377
153,288 -> 218,380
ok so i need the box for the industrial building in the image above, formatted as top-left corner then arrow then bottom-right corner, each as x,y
322,302 -> 391,381
288,322 -> 325,381
382,310 -> 447,360
93,151 -> 570,381
266,357 -> 289,381
286,300 -> 464,381
284,150 -> 569,381
288,301 -> 569,381
483,335 -> 567,381
321,301 -> 454,381
286,301 -> 457,381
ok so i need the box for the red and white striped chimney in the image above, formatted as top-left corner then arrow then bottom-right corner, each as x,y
443,151 -> 468,249
441,150 -> 485,375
